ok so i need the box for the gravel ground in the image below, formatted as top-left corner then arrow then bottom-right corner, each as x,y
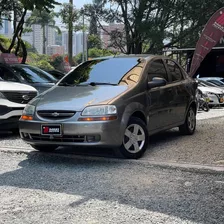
0,152 -> 223,224
0,109 -> 224,165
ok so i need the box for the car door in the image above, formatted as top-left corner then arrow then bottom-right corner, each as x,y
147,59 -> 174,131
163,59 -> 189,123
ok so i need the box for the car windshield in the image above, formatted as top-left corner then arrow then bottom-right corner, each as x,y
58,57 -> 144,86
11,65 -> 57,84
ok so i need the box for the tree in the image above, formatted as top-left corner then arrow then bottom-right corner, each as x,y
26,9 -> 61,54
58,2 -> 80,65
74,48 -> 115,64
0,0 -> 60,63
84,0 -> 224,54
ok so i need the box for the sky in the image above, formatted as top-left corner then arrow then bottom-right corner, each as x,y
56,0 -> 92,10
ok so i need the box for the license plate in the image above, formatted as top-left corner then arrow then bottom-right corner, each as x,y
41,124 -> 62,136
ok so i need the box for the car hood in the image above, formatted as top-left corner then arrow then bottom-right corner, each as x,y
0,81 -> 37,92
35,85 -> 129,111
31,83 -> 55,94
198,86 -> 224,94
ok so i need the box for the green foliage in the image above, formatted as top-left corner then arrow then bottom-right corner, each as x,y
74,48 -> 115,64
85,0 -> 224,54
88,34 -> 102,49
31,60 -> 54,70
58,3 -> 80,29
50,55 -> 64,69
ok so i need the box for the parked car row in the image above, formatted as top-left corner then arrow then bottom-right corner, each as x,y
196,78 -> 224,107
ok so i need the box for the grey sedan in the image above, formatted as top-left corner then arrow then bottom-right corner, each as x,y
19,55 -> 198,159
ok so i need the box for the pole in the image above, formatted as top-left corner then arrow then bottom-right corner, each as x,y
68,0 -> 73,65
82,8 -> 85,62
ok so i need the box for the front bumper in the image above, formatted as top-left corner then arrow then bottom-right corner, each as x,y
207,94 -> 224,105
0,102 -> 24,130
19,118 -> 124,147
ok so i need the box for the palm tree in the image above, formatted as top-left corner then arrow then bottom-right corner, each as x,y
26,10 -> 61,54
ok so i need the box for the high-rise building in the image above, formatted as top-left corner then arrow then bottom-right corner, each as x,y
62,31 -> 76,56
21,12 -> 56,54
46,45 -> 65,55
75,32 -> 87,56
0,19 -> 12,38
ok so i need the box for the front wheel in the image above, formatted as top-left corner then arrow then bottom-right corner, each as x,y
118,117 -> 149,159
31,145 -> 58,152
179,106 -> 196,135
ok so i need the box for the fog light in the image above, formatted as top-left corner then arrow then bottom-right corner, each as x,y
86,135 -> 100,142
87,135 -> 96,142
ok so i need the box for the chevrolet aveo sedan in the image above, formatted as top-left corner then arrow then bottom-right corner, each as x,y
19,55 -> 198,159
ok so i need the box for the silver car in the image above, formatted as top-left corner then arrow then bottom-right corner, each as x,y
19,55 -> 197,159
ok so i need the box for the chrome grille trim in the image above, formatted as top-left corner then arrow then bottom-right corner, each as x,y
37,110 -> 76,120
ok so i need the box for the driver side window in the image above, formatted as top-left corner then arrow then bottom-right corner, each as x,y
148,59 -> 168,82
0,67 -> 19,82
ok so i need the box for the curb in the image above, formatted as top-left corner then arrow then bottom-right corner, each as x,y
0,147 -> 223,174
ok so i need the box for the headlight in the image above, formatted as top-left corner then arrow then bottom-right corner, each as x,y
206,92 -> 216,95
22,104 -> 35,115
82,105 -> 117,116
20,104 -> 35,121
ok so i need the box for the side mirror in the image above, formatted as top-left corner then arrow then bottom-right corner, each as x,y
148,77 -> 167,89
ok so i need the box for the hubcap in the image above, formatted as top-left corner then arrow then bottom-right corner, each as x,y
123,124 -> 145,153
188,109 -> 196,131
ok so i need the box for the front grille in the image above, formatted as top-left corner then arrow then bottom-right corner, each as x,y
37,110 -> 76,120
2,91 -> 37,104
28,134 -> 85,142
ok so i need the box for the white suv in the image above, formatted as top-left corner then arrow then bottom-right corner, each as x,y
0,79 -> 38,132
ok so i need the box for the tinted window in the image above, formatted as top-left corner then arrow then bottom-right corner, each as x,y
148,59 -> 168,81
11,65 -> 57,84
59,58 -> 144,85
165,60 -> 183,82
0,67 -> 19,82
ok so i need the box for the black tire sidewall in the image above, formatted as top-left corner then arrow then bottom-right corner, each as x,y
119,117 -> 149,159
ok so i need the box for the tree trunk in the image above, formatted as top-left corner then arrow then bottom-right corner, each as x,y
21,39 -> 27,64
43,25 -> 46,54
8,8 -> 27,53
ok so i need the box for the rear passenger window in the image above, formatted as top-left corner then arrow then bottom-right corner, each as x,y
148,59 -> 168,81
165,60 -> 183,82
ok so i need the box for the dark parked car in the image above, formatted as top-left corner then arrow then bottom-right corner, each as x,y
0,64 -> 57,93
19,55 -> 198,159
46,69 -> 65,80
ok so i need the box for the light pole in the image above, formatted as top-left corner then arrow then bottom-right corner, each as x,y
82,7 -> 85,62
68,0 -> 73,65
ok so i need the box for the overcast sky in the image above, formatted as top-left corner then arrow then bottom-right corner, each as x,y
56,0 -> 92,10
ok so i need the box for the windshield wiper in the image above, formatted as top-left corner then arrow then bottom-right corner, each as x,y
84,82 -> 117,86
58,82 -> 75,87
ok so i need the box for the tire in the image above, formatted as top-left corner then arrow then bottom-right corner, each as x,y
202,103 -> 210,112
117,117 -> 149,159
31,145 -> 58,152
179,106 -> 196,135
11,128 -> 19,135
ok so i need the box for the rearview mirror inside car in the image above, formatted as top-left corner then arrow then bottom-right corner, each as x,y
148,77 -> 167,89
